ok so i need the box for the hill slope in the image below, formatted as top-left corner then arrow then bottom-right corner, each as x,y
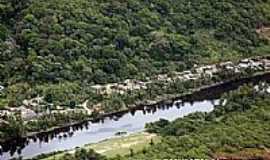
0,0 -> 270,106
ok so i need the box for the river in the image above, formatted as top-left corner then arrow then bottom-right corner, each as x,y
1,72 -> 270,160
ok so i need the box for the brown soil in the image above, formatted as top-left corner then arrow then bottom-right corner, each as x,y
257,27 -> 270,40
213,148 -> 270,160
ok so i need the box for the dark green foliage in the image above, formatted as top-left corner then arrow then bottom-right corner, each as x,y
0,0 -> 270,148
25,151 -> 64,160
0,112 -> 88,141
0,0 -> 270,106
28,149 -> 106,160
64,148 -> 106,160
145,118 -> 170,133
25,112 -> 88,132
0,116 -> 25,140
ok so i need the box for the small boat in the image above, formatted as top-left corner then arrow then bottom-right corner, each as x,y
115,131 -> 127,136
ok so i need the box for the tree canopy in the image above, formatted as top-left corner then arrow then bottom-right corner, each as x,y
1,0 -> 270,87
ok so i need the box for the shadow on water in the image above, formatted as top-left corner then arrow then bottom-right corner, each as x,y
1,72 -> 270,159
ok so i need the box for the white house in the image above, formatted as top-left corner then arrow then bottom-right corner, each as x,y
0,110 -> 11,117
23,96 -> 44,107
0,85 -> 4,91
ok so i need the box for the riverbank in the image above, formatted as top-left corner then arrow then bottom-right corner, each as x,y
2,70 -> 270,145
1,55 -> 270,144
116,84 -> 270,160
34,132 -> 159,160
29,82 -> 270,160
1,70 -> 270,159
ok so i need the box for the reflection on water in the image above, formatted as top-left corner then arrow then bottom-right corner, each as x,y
1,100 -> 218,160
2,72 -> 270,160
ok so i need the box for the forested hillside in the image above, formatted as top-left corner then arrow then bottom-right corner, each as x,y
1,0 -> 270,106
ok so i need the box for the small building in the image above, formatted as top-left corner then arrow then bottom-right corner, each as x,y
157,74 -> 168,81
23,96 -> 43,107
250,61 -> 263,70
220,61 -> 234,66
196,65 -> 216,74
238,63 -> 250,69
182,70 -> 192,75
183,73 -> 199,80
234,67 -> 241,73
91,85 -> 106,95
11,106 -> 37,120
262,59 -> 270,70
238,59 -> 252,69
225,66 -> 234,70
0,110 -> 11,117
0,85 -> 4,92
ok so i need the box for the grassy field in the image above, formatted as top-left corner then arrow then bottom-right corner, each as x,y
89,132 -> 159,157
40,132 -> 159,160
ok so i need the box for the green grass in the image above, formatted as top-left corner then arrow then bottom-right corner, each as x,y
39,132 -> 159,160
89,132 -> 159,157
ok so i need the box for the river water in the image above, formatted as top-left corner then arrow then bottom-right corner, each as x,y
1,72 -> 270,160
1,100 -> 218,160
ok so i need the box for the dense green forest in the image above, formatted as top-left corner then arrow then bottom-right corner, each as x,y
112,84 -> 270,159
1,0 -> 270,107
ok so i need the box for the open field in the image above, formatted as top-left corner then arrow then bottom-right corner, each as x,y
40,132 -> 159,160
89,132 -> 159,157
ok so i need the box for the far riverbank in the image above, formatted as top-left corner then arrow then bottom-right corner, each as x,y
1,70 -> 270,146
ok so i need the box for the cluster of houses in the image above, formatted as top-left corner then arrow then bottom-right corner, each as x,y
0,96 -> 47,120
0,96 -> 91,120
0,106 -> 38,120
91,79 -> 149,95
0,56 -> 270,121
91,57 -> 270,96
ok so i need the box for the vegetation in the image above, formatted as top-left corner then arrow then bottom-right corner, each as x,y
108,84 -> 270,159
61,149 -> 106,160
0,63 -> 258,142
0,0 -> 270,107
91,67 -> 259,114
24,149 -> 107,160
24,83 -> 270,160
0,112 -> 88,142
1,0 -> 270,155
